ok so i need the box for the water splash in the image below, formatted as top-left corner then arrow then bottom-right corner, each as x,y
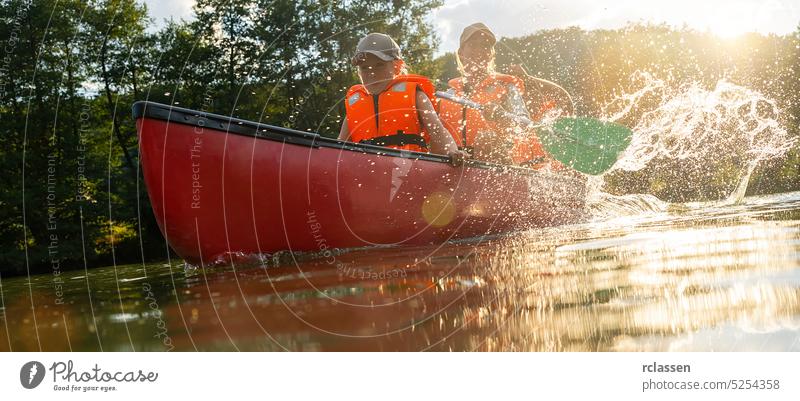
592,71 -> 795,206
605,71 -> 793,172
587,190 -> 669,220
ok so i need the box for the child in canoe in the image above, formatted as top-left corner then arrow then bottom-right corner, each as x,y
438,23 -> 571,168
338,33 -> 467,165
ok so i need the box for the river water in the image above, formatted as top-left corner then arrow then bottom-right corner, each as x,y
1,191 -> 798,351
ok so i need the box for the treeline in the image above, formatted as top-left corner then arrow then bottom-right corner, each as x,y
1,0 -> 798,275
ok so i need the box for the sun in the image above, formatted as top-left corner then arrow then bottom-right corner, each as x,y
691,2 -> 764,39
703,18 -> 750,39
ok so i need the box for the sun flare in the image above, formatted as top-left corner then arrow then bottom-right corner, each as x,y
687,1 -> 772,39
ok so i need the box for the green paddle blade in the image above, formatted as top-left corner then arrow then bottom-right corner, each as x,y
535,117 -> 632,175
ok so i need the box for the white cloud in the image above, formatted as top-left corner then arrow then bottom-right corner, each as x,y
142,0 -> 195,29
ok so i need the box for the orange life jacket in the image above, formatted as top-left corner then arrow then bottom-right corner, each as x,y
345,74 -> 436,152
438,73 -> 525,150
439,73 -> 559,168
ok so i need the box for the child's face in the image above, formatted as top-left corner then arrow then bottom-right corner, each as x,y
458,35 -> 494,76
356,53 -> 396,94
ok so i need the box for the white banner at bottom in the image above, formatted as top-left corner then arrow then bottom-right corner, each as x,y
1,352 -> 797,400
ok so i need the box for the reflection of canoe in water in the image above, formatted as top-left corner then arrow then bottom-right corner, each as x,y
133,101 -> 588,265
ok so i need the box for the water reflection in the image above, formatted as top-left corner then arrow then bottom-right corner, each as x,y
1,192 -> 798,351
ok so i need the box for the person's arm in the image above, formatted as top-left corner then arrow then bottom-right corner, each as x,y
415,89 -> 467,165
474,85 -> 526,164
482,84 -> 529,128
526,76 -> 574,116
337,119 -> 350,141
507,64 -> 574,116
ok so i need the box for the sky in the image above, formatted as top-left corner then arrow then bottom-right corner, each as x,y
143,0 -> 800,53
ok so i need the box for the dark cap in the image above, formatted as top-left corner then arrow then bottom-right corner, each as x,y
459,22 -> 496,48
352,33 -> 402,65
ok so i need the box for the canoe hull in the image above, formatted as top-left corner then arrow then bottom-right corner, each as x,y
135,102 -> 587,264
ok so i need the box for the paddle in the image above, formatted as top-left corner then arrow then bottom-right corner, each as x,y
436,91 -> 632,175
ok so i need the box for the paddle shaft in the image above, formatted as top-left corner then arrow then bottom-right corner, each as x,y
435,91 -> 537,127
436,91 -> 580,144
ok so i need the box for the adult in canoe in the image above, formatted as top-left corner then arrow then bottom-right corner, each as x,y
338,33 -> 468,164
438,22 -> 573,168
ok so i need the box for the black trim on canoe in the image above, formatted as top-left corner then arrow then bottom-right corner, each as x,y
131,100 -> 568,177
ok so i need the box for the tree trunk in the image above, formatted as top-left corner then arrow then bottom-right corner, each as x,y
100,38 -> 137,179
131,59 -> 138,100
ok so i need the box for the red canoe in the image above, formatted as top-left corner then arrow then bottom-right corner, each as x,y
134,101 -> 587,265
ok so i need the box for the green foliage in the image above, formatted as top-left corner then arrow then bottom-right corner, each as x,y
1,0 -> 161,275
157,0 -> 444,136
